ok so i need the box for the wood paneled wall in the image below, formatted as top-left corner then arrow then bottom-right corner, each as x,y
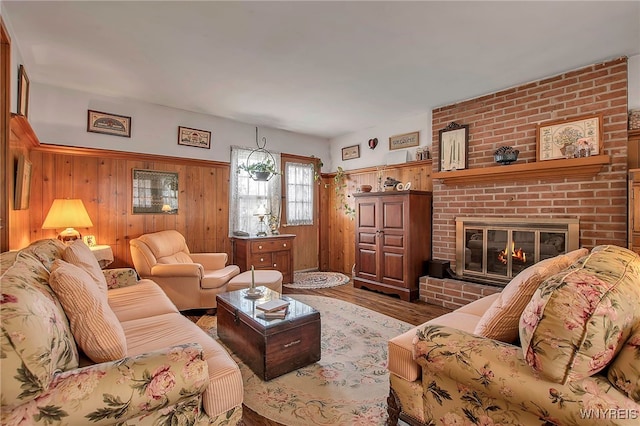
28,145 -> 231,268
320,160 -> 433,274
8,115 -> 38,250
9,114 -> 433,276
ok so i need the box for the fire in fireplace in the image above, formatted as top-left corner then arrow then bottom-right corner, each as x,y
455,217 -> 579,286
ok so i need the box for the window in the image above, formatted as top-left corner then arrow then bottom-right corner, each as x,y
229,146 -> 281,236
285,162 -> 314,225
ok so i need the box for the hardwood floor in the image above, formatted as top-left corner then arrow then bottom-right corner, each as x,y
236,281 -> 452,426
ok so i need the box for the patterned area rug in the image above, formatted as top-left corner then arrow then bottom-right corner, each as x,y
285,271 -> 350,289
196,295 -> 412,425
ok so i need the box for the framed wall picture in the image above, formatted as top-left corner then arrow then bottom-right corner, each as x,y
439,122 -> 469,171
178,126 -> 211,149
87,110 -> 132,137
389,131 -> 419,151
536,113 -> 603,161
132,169 -> 178,214
342,144 -> 360,160
14,154 -> 32,210
17,64 -> 30,118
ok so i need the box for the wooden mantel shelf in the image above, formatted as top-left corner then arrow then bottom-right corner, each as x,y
432,155 -> 610,185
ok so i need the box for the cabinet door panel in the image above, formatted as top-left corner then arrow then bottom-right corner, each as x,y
382,252 -> 405,284
382,234 -> 404,249
359,232 -> 376,245
634,186 -> 640,232
382,201 -> 405,229
357,203 -> 377,228
273,250 -> 289,270
358,248 -> 377,279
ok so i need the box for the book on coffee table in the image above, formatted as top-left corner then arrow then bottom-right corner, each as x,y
256,299 -> 290,313
258,307 -> 289,320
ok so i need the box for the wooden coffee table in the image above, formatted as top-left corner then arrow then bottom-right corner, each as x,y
216,287 -> 321,380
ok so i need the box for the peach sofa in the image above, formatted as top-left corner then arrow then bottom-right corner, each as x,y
387,245 -> 640,425
1,239 -> 243,425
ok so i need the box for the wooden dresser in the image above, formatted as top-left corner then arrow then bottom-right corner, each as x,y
231,234 -> 295,284
353,190 -> 432,301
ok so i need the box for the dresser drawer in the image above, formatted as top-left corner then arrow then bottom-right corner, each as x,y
251,239 -> 291,253
249,254 -> 273,268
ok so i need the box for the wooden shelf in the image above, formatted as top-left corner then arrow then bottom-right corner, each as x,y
432,155 -> 610,185
9,113 -> 40,147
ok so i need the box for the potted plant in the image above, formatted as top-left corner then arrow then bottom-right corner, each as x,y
238,159 -> 281,181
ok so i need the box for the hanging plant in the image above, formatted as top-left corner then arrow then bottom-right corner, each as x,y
238,159 -> 281,181
334,166 -> 355,219
312,156 -> 324,183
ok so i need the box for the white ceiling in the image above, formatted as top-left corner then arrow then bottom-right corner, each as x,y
4,1 -> 640,139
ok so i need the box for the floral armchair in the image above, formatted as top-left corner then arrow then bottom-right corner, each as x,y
388,245 -> 640,426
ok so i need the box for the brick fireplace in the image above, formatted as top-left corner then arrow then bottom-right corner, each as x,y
421,57 -> 629,308
455,217 -> 579,286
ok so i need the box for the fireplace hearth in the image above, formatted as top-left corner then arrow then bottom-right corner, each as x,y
455,217 -> 579,286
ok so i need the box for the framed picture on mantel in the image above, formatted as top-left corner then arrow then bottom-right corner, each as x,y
536,113 -> 603,161
439,122 -> 469,171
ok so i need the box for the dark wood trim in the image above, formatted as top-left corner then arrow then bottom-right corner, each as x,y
1,16 -> 11,252
321,159 -> 432,178
33,143 -> 230,168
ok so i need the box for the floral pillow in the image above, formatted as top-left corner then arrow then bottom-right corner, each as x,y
608,328 -> 640,402
519,245 -> 640,384
474,255 -> 572,343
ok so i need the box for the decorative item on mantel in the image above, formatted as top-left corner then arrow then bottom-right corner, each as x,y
383,177 -> 401,191
494,146 -> 519,165
630,109 -> 640,130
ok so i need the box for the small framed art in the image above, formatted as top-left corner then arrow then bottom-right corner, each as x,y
389,131 -> 419,151
439,122 -> 469,171
14,155 -> 32,210
342,144 -> 360,161
17,65 -> 30,118
87,110 -> 132,137
536,113 -> 603,161
178,126 -> 211,149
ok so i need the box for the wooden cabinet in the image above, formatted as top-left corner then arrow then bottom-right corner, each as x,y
232,234 -> 295,284
353,191 -> 432,301
629,169 -> 640,255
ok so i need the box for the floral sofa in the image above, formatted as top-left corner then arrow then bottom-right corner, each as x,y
387,245 -> 640,425
1,238 -> 243,425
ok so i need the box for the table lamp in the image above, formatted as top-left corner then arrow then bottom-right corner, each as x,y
42,199 -> 93,242
254,205 -> 268,237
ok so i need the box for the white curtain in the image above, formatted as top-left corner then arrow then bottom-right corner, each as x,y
285,162 -> 314,225
229,146 -> 282,236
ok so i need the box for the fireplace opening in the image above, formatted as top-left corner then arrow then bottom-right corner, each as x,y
455,217 -> 579,287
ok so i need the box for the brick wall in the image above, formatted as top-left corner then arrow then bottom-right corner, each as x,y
429,57 -> 629,282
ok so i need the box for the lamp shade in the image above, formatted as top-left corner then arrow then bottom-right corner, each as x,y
42,199 -> 93,242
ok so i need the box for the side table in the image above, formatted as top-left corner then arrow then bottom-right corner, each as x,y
90,244 -> 114,269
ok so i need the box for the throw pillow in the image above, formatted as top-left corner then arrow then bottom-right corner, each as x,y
474,255 -> 572,343
519,245 -> 640,384
63,239 -> 108,295
49,259 -> 127,363
608,328 -> 640,402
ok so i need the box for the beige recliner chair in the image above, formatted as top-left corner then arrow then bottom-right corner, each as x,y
130,230 -> 240,310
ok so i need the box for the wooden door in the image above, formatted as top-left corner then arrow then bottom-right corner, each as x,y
380,195 -> 407,287
280,154 -> 320,272
355,196 -> 378,281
